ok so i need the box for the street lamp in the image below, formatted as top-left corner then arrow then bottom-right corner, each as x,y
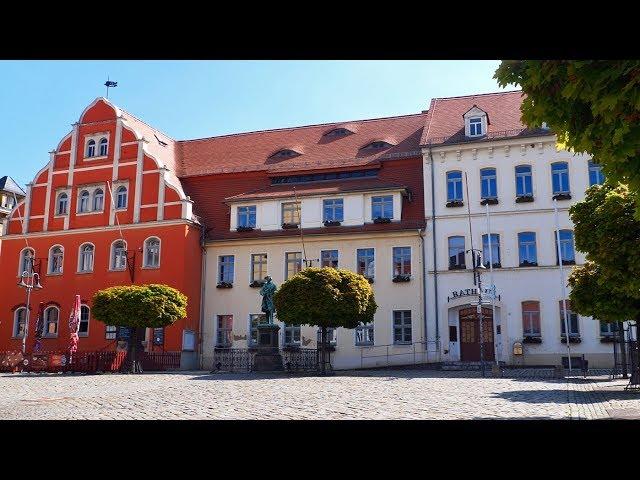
467,248 -> 487,378
17,265 -> 43,355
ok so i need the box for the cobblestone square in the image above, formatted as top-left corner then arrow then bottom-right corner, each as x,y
1,369 -> 639,420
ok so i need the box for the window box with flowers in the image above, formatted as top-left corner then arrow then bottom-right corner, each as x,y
392,274 -> 411,283
249,280 -> 265,288
600,336 -> 617,343
522,336 -> 542,344
446,200 -> 464,208
515,195 -> 534,203
236,226 -> 254,232
282,223 -> 299,230
373,217 -> 391,224
552,193 -> 572,201
519,260 -> 538,267
216,282 -> 234,289
323,220 -> 341,227
561,335 -> 582,344
480,198 -> 499,206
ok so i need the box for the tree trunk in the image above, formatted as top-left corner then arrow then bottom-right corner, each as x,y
128,328 -> 144,374
618,321 -> 628,379
321,326 -> 327,376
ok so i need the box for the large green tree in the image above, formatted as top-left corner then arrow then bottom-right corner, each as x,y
495,60 -> 640,214
92,284 -> 188,373
274,267 -> 377,374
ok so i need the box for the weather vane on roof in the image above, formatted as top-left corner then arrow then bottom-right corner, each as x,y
104,76 -> 118,99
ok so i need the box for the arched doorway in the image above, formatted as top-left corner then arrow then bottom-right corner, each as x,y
459,307 -> 495,362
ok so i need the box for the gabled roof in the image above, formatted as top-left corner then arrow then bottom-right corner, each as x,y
176,113 -> 427,177
0,176 -> 26,196
420,90 -> 552,146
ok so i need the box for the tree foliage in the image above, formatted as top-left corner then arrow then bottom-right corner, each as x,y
273,267 -> 377,329
495,60 -> 640,214
568,183 -> 640,322
92,284 -> 188,329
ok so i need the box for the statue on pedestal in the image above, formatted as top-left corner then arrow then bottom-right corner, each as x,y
254,276 -> 283,371
260,276 -> 277,324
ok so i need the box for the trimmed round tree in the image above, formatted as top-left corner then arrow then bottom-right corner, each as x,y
273,267 -> 377,374
92,284 -> 187,373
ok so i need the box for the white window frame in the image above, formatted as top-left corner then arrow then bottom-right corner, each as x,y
281,201 -> 301,226
237,205 -> 257,228
18,247 -> 35,277
56,191 -> 69,216
515,164 -> 533,197
216,314 -> 233,347
48,245 -> 64,275
13,307 -> 27,338
392,310 -> 412,345
468,117 -> 483,137
355,322 -> 374,346
217,255 -> 235,284
522,301 -> 541,337
551,162 -> 570,194
480,167 -> 498,199
115,185 -> 128,210
283,323 -> 301,347
143,236 -> 161,269
77,190 -> 90,213
250,253 -> 268,283
356,247 -> 375,280
110,239 -> 128,271
43,306 -> 60,338
284,251 -> 302,280
392,246 -> 412,277
322,198 -> 344,222
77,242 -> 95,273
320,249 -> 339,268
93,188 -> 105,212
446,171 -> 463,202
249,313 -> 268,347
317,327 -> 337,346
79,304 -> 90,337
99,137 -> 108,156
84,133 -> 110,160
105,325 -> 117,340
371,195 -> 393,220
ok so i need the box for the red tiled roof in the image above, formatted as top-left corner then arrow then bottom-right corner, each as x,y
176,113 -> 427,178
420,90 -> 552,146
224,179 -> 408,203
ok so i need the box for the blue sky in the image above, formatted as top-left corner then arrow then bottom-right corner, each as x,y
0,60 -> 507,187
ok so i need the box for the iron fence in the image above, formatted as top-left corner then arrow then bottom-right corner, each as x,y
358,341 -> 440,369
282,348 -> 321,372
212,348 -> 322,373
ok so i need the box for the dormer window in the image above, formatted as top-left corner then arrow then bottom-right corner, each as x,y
270,149 -> 300,159
469,117 -> 483,136
324,128 -> 352,138
363,141 -> 392,150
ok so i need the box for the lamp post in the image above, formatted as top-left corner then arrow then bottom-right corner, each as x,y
17,265 -> 43,355
467,248 -> 487,377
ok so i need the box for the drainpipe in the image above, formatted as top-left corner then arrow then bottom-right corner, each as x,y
418,227 -> 428,361
198,226 -> 207,370
428,146 -> 440,357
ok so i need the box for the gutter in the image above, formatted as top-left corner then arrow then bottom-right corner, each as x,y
428,145 -> 440,357
418,227 -> 428,360
198,225 -> 208,370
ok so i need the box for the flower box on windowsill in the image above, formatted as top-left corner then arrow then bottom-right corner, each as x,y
216,282 -> 233,289
552,193 -> 572,201
249,280 -> 265,288
600,336 -> 617,343
522,336 -> 542,344
519,261 -> 538,267
480,198 -> 499,206
236,226 -> 254,232
373,217 -> 391,224
449,264 -> 467,271
446,200 -> 464,208
392,274 -> 411,283
323,220 -> 341,227
515,195 -> 534,203
282,223 -> 299,230
558,259 -> 576,266
561,336 -> 582,344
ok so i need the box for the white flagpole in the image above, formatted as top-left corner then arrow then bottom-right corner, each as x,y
485,202 -> 499,365
554,199 -> 572,376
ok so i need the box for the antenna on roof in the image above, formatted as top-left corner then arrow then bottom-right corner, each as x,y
104,76 -> 118,98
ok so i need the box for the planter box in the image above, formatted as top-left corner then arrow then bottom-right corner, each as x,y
552,193 -> 572,201
515,195 -> 534,203
323,220 -> 341,227
446,200 -> 464,208
519,261 -> 538,267
373,217 -> 391,224
480,198 -> 499,206
392,274 -> 411,283
281,223 -> 299,230
522,336 -> 542,344
216,282 -> 233,289
600,336 -> 617,343
236,226 -> 254,232
249,280 -> 265,288
449,264 -> 467,271
558,259 -> 576,266
561,336 -> 582,344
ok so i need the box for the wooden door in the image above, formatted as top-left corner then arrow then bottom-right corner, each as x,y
459,307 -> 495,362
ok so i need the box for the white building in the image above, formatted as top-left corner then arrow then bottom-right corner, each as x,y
421,91 -> 615,368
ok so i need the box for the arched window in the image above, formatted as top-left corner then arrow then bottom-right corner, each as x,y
116,186 -> 127,209
99,138 -> 108,156
144,237 -> 160,268
49,245 -> 64,274
86,139 -> 96,157
446,171 -> 463,202
19,248 -> 35,276
111,240 -> 127,270
13,307 -> 27,338
551,162 -> 570,194
78,190 -> 90,213
44,306 -> 59,337
57,192 -> 68,215
93,189 -> 104,211
79,305 -> 90,336
78,243 -> 94,272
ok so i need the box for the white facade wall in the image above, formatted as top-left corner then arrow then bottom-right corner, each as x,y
202,231 -> 426,370
423,135 -> 615,367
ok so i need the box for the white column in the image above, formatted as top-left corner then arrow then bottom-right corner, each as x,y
133,139 -> 145,223
22,182 -> 33,234
65,123 -> 79,231
43,151 -> 55,232
157,167 -> 167,221
112,117 -> 122,181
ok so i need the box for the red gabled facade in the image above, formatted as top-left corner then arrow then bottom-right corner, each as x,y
0,98 -> 202,355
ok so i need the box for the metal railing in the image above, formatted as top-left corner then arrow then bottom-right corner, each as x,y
212,348 -> 322,373
358,341 -> 440,369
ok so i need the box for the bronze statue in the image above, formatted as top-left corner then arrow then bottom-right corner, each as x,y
259,276 -> 277,323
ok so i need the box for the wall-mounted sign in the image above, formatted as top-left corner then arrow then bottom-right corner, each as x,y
117,326 -> 131,340
447,287 -> 500,303
153,328 -> 165,346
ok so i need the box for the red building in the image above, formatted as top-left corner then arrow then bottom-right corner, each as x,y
0,98 -> 202,364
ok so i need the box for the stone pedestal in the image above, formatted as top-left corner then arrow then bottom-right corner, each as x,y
253,324 -> 283,372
